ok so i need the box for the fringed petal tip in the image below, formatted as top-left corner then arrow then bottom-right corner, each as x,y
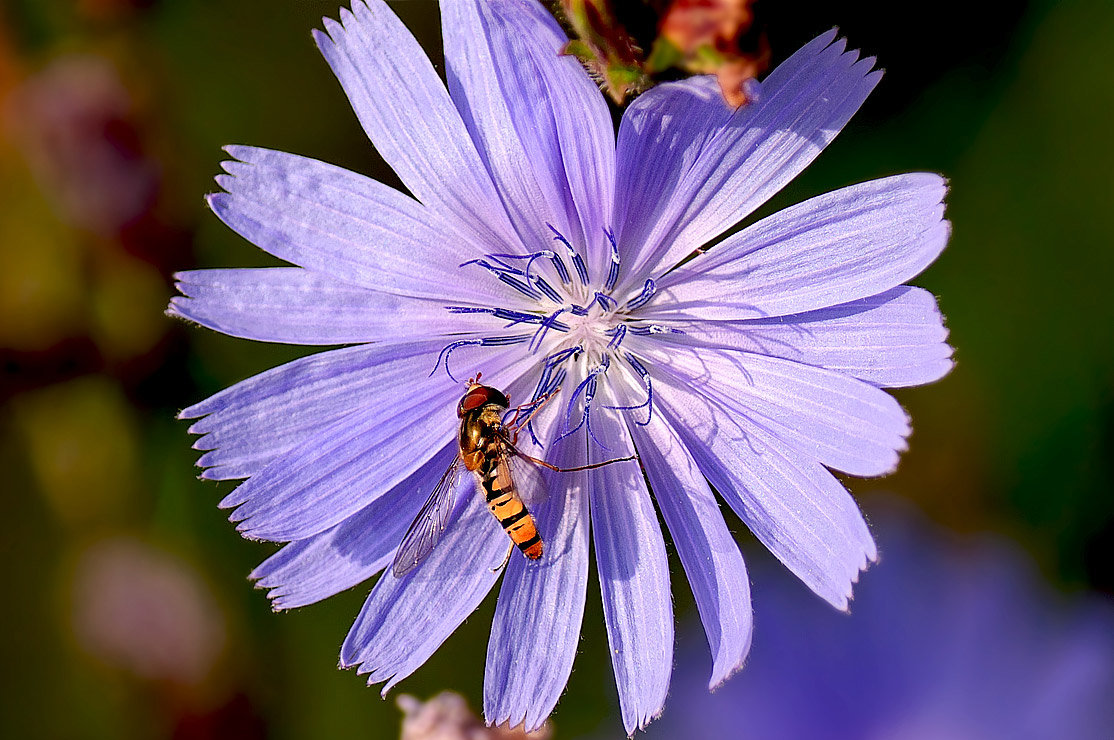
833,547 -> 879,615
708,654 -> 749,693
195,466 -> 237,485
196,467 -> 232,483
349,659 -> 404,696
310,25 -> 336,57
220,143 -> 256,162
244,574 -> 294,613
203,191 -> 223,215
164,297 -> 197,327
625,707 -> 667,738
484,695 -> 552,736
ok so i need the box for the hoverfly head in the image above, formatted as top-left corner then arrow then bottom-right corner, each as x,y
457,381 -> 510,417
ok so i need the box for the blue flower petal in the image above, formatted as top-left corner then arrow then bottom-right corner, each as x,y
614,31 -> 881,292
311,1 -> 521,255
612,75 -> 732,268
484,429 -> 590,733
340,492 -> 507,694
656,379 -> 877,611
646,286 -> 953,388
632,340 -> 911,477
591,387 -> 673,735
630,413 -> 752,690
250,445 -> 455,610
209,146 -> 510,303
649,174 -> 950,319
222,394 -> 452,540
170,268 -> 500,346
184,341 -> 450,480
222,343 -> 535,541
442,0 -> 615,279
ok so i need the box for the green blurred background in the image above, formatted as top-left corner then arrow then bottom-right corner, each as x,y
0,0 -> 1111,737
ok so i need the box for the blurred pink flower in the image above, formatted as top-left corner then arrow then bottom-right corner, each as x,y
70,538 -> 226,686
6,55 -> 159,236
397,692 -> 550,740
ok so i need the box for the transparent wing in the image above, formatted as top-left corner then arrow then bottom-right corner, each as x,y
391,457 -> 465,578
504,441 -> 551,510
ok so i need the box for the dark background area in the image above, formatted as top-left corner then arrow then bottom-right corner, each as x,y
1,0 -> 1111,737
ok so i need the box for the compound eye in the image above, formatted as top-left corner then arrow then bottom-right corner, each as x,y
457,387 -> 490,416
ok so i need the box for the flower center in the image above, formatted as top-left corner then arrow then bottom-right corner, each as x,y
434,224 -> 662,447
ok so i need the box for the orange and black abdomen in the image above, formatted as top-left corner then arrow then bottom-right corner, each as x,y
477,440 -> 543,560
458,390 -> 543,561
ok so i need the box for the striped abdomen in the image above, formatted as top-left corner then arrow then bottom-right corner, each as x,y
477,442 -> 543,560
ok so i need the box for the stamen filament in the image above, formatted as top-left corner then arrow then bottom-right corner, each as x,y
529,308 -> 569,354
547,223 -> 589,285
607,324 -> 627,349
625,279 -> 656,311
459,258 -> 540,299
532,275 -> 563,303
524,346 -> 581,446
593,292 -> 618,311
603,352 -> 654,426
604,228 -> 620,291
556,355 -> 611,447
445,306 -> 568,330
430,335 -> 530,382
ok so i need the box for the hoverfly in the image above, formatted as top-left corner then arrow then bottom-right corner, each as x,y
391,375 -> 637,578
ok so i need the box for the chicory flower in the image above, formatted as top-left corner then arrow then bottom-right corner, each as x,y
171,0 -> 952,733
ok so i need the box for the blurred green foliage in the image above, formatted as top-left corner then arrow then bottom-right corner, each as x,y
0,0 -> 1111,738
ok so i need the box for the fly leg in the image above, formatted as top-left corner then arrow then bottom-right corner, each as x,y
515,451 -> 638,472
503,390 -> 557,430
503,388 -> 561,444
491,541 -> 514,573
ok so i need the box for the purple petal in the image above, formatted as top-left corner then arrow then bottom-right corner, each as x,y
630,340 -> 910,477
654,378 -> 876,611
250,445 -> 456,610
169,268 -> 497,345
614,31 -> 881,291
208,146 -> 508,303
311,2 -> 520,254
647,174 -> 949,319
442,0 -> 615,279
612,76 -> 732,270
484,430 -> 590,732
221,344 -> 535,541
340,491 -> 507,694
629,413 -> 752,690
182,341 -> 448,480
648,286 -> 953,388
590,388 -> 673,734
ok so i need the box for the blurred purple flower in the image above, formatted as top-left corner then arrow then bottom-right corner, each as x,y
171,0 -> 951,733
643,503 -> 1114,740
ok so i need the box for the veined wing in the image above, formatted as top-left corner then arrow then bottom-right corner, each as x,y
392,456 -> 465,578
503,440 -> 550,511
